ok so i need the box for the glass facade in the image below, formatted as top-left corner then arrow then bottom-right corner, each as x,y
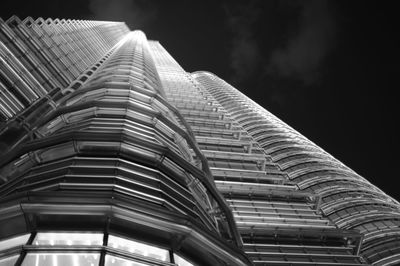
33,233 -> 103,246
191,71 -> 400,265
105,256 -> 147,266
108,235 -> 169,262
22,253 -> 100,266
0,234 -> 29,251
0,17 -> 249,266
0,232 -> 197,266
1,14 -> 399,266
0,255 -> 19,266
173,254 -> 194,266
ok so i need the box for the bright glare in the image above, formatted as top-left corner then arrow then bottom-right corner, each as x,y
108,235 -> 169,262
33,232 -> 103,246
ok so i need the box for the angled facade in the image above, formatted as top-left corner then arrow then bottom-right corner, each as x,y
0,16 -> 399,266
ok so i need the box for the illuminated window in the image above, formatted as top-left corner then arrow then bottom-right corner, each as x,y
33,232 -> 103,246
22,253 -> 100,266
108,235 -> 169,262
104,255 -> 147,266
0,255 -> 19,266
174,254 -> 194,266
0,234 -> 30,251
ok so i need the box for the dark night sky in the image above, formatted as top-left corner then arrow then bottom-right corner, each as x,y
2,1 -> 399,200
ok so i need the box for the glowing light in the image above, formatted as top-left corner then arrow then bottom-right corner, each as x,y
72,254 -> 79,266
52,254 -> 57,266
108,235 -> 169,262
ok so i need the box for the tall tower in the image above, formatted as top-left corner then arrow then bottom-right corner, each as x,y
189,72 -> 400,266
0,17 -> 249,266
0,17 -> 399,266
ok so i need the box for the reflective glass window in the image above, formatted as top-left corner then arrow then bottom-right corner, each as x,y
105,255 -> 147,266
33,232 -> 103,246
22,253 -> 100,266
0,255 -> 19,266
174,254 -> 194,266
0,234 -> 30,251
108,235 -> 169,262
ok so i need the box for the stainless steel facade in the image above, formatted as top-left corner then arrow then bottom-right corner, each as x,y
0,16 -> 399,266
190,72 -> 400,266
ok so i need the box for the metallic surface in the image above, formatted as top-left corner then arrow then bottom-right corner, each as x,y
0,15 -> 399,266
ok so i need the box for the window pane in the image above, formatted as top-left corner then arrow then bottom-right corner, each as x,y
108,235 -> 169,262
22,253 -> 100,266
174,254 -> 194,266
0,255 -> 19,266
33,232 -> 103,246
0,234 -> 30,251
105,255 -> 148,266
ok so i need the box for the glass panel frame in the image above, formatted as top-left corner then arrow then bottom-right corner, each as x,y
0,233 -> 30,251
105,255 -> 148,266
0,254 -> 19,266
22,252 -> 100,266
173,254 -> 195,266
33,232 -> 103,246
107,235 -> 169,262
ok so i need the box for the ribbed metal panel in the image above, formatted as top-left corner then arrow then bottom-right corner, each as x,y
193,71 -> 400,266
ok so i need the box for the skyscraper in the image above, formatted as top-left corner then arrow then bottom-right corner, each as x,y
0,16 -> 399,266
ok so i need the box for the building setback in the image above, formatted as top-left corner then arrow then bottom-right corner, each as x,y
0,17 -> 399,266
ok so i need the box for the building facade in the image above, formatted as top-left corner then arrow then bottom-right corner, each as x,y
0,17 -> 399,266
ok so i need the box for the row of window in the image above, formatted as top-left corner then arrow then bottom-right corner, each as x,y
191,73 -> 400,263
0,232 -> 193,266
0,18 -> 127,123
